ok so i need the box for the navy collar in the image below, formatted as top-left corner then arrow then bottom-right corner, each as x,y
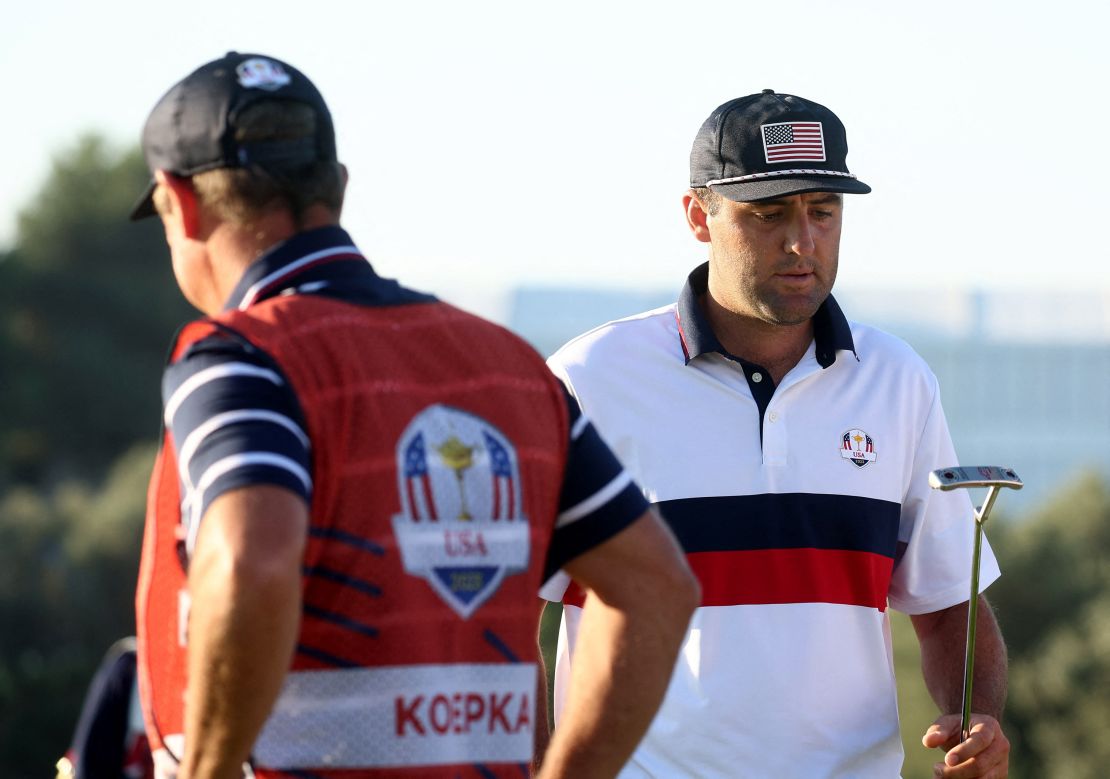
675,261 -> 856,368
224,225 -> 371,311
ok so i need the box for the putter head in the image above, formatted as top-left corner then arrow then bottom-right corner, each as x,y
929,466 -> 1023,491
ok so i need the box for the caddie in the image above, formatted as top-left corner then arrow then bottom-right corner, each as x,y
132,51 -> 698,779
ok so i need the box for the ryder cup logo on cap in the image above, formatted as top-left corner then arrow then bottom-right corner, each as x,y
130,51 -> 337,221
391,404 -> 530,619
690,89 -> 871,203
236,57 -> 292,90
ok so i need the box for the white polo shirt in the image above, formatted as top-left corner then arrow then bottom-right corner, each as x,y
540,263 -> 999,779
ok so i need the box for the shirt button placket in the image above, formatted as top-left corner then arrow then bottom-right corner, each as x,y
764,406 -> 788,466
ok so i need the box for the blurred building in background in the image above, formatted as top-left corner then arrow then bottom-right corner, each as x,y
508,285 -> 1110,514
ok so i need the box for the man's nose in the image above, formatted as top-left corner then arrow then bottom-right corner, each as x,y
784,212 -> 816,256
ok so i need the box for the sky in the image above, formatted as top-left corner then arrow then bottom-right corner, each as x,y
4,0 -> 1109,322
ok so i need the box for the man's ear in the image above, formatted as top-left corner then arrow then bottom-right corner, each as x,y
335,163 -> 349,216
682,190 -> 712,244
154,170 -> 202,239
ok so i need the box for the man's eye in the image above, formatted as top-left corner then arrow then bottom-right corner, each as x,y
753,212 -> 779,223
812,210 -> 834,220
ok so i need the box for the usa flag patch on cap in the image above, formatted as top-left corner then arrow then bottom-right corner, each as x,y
762,121 -> 826,163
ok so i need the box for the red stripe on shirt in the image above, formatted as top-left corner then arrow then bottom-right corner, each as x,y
674,309 -> 691,361
563,548 -> 892,610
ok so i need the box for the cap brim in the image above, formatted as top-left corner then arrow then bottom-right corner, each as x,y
129,179 -> 158,221
710,175 -> 871,203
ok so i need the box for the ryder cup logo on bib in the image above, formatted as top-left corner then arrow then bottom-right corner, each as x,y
392,405 -> 530,618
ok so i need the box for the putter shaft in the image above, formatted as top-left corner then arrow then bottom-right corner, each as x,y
929,467 -> 1021,745
960,486 -> 1000,743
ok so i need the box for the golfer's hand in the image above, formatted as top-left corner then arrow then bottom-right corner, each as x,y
922,713 -> 1009,778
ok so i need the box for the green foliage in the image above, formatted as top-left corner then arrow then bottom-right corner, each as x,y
0,133 -> 187,774
1008,593 -> 1110,779
0,445 -> 153,778
0,134 -> 193,486
988,472 -> 1110,778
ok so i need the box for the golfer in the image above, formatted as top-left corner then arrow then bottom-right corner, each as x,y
541,90 -> 1010,778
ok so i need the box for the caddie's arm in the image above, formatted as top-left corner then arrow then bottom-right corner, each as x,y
912,595 -> 1010,779
537,508 -> 699,779
178,485 -> 308,779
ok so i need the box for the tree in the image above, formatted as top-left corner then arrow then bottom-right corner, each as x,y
0,134 -> 191,774
0,135 -> 193,486
0,445 -> 153,776
987,472 -> 1110,778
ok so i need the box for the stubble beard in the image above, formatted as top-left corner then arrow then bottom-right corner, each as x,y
753,287 -> 828,325
744,269 -> 834,327
710,242 -> 838,328
755,252 -> 838,326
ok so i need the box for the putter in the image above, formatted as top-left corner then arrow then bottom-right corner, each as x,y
929,465 -> 1022,744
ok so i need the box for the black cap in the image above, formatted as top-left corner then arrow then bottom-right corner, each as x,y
130,52 -> 337,220
690,90 -> 870,202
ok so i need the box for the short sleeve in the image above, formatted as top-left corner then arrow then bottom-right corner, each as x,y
162,331 -> 312,556
540,386 -> 648,593
888,383 -> 1000,614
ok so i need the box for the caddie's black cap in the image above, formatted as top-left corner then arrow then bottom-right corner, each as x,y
690,89 -> 870,202
130,51 -> 337,220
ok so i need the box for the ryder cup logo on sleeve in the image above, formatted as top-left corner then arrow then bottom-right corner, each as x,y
392,405 -> 529,618
236,57 -> 292,90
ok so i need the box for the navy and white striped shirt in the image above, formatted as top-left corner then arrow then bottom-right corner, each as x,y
163,226 -> 646,577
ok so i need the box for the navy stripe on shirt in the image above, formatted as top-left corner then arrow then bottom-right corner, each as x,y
654,493 -> 901,559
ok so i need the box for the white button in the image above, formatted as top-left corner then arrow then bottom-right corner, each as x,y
751,372 -> 763,383
769,411 -> 779,422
